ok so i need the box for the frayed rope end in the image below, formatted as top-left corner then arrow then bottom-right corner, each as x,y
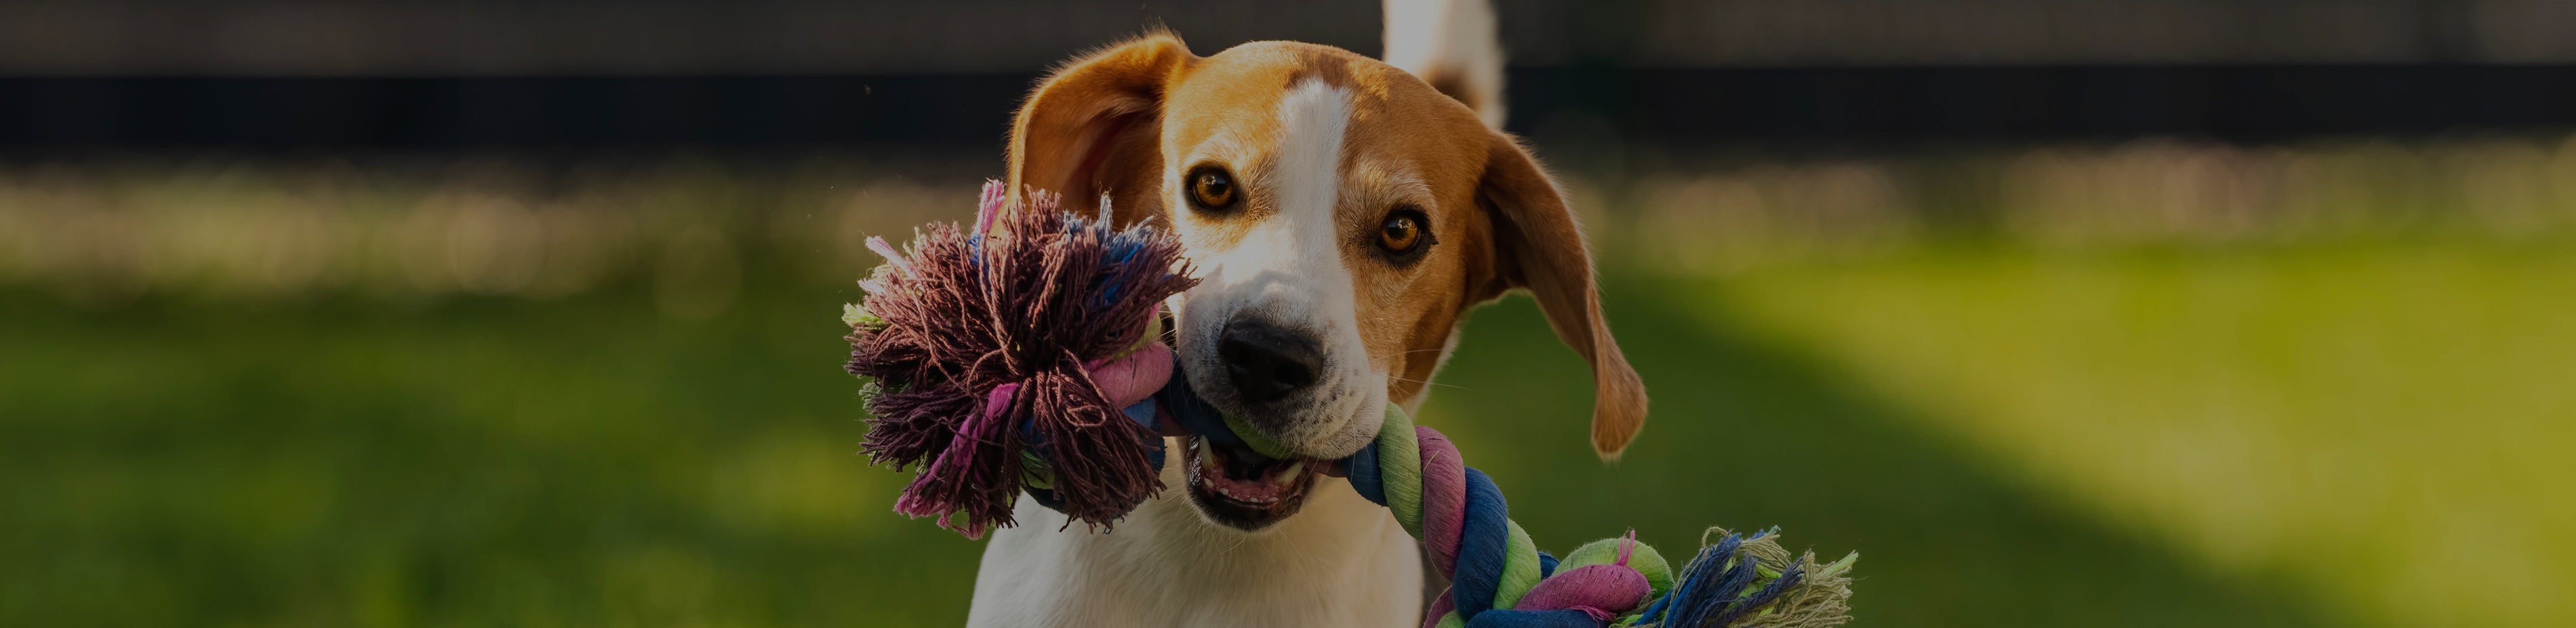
1625,528 -> 1854,628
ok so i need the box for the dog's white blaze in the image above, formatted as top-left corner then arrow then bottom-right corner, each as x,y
1278,79 -> 1381,450
1272,79 -> 1349,237
1255,78 -> 1377,450
1173,78 -> 1385,456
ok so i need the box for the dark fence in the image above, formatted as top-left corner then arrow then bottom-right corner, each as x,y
7,66 -> 2576,151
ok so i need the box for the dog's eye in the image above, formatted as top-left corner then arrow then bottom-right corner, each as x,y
1187,167 -> 1239,212
1377,209 -> 1430,255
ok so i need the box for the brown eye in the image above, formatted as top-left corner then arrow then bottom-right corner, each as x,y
1378,210 -> 1427,254
1187,167 -> 1238,211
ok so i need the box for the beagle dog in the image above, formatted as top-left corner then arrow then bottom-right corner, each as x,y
966,1 -> 1646,625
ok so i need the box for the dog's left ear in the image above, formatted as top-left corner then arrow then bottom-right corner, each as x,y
1470,132 -> 1649,458
1007,33 -> 1197,224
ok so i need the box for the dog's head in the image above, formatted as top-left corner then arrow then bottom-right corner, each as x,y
1007,34 -> 1645,531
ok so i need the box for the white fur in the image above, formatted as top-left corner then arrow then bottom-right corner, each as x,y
966,454 -> 1422,627
966,4 -> 1507,625
1382,0 -> 1507,127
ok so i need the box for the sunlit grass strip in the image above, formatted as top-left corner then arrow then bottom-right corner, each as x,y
1624,135 -> 2576,273
1700,243 -> 2576,628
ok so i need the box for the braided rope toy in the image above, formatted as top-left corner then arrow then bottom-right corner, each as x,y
846,182 -> 1855,627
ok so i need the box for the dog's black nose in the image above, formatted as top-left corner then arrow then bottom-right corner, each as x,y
1218,317 -> 1323,405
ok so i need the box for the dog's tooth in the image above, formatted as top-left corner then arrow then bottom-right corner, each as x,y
1199,442 -> 1220,471
1274,460 -> 1304,482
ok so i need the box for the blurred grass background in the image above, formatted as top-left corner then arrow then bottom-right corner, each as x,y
4,135 -> 2573,627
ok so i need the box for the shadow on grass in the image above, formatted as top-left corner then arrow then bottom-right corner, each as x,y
1422,274 -> 2352,628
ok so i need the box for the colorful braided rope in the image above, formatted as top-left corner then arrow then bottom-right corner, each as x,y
1148,374 -> 1855,628
1348,406 -> 1659,628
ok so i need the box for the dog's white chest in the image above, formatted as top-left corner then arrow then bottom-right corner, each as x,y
965,477 -> 1424,628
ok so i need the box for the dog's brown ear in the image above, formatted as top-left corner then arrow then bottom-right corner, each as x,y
1471,132 -> 1649,458
1007,33 -> 1196,224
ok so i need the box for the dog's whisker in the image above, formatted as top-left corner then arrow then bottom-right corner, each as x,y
1368,348 -> 1449,361
1383,373 -> 1468,391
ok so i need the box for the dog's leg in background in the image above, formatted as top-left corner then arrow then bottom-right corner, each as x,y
1383,0 -> 1507,128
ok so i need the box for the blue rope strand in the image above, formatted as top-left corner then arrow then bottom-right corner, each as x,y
1154,374 -> 1239,448
1453,468 -> 1510,621
1647,533 -> 1742,627
1676,537 -> 1761,627
1710,559 -> 1806,627
1464,608 -> 1602,628
1346,444 -> 1386,506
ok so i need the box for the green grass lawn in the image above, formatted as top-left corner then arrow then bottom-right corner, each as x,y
1695,239 -> 2576,628
0,279 -> 983,627
2,235 -> 2563,627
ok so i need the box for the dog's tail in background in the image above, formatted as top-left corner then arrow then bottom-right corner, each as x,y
1383,0 -> 1507,128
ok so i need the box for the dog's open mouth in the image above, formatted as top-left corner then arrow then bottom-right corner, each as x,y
1181,436 -> 1321,530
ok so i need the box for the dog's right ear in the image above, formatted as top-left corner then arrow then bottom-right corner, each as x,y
1469,132 -> 1649,460
1007,34 -> 1196,225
